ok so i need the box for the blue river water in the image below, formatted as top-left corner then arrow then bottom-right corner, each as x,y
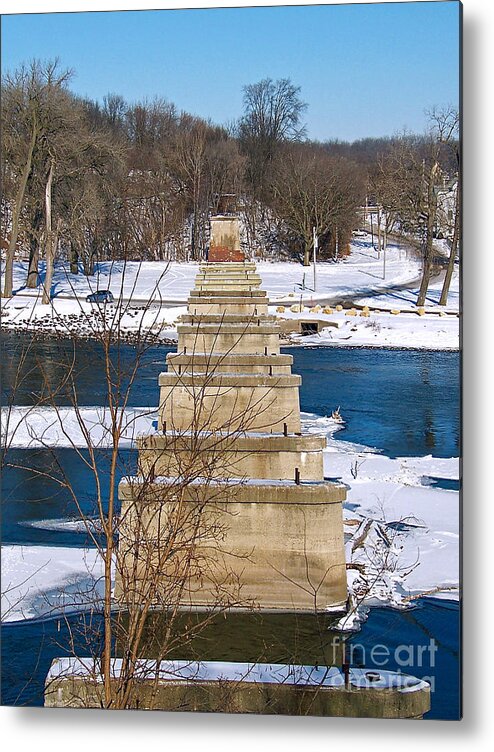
0,335 -> 461,716
1,336 -> 460,458
1,599 -> 460,717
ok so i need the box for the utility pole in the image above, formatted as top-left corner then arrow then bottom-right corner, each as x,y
383,216 -> 387,280
377,205 -> 381,259
313,226 -> 318,292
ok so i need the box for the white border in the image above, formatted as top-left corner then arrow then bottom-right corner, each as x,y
1,0 -> 493,746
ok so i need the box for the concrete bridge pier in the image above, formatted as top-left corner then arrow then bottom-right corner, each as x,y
44,212 -> 431,717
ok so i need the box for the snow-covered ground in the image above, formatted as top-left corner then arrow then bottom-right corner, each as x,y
1,545 -> 105,623
2,235 -> 420,305
256,236 -> 421,302
355,266 -> 460,314
1,235 -> 459,350
1,410 -> 459,625
275,307 -> 458,350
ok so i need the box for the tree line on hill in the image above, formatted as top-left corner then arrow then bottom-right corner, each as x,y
1,59 -> 459,304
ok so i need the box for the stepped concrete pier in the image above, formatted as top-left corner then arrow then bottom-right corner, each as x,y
115,257 -> 348,612
45,217 -> 431,717
188,284 -> 268,315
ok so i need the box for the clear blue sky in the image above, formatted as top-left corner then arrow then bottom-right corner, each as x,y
1,2 -> 460,142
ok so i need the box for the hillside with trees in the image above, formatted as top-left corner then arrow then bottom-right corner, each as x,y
1,59 -> 459,304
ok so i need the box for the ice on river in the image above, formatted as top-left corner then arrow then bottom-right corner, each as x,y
305,412 -> 459,616
2,406 -> 158,448
1,545 -> 106,623
1,410 -> 459,625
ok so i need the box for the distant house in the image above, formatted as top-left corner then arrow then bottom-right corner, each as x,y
435,176 -> 458,240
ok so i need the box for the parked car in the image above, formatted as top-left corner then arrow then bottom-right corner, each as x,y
86,290 -> 114,304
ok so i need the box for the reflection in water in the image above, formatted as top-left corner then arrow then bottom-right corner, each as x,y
421,357 -> 431,387
424,407 -> 436,449
118,611 -> 344,667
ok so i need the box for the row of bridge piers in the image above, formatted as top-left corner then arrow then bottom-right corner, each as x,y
44,216 -> 430,717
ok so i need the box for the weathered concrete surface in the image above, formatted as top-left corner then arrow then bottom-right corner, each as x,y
158,374 -> 301,433
196,273 -> 260,281
209,215 -> 244,262
166,352 -> 293,375
200,262 -> 257,271
195,282 -> 262,292
209,215 -> 242,249
188,297 -> 269,316
179,313 -> 276,325
191,288 -> 267,298
195,272 -> 261,283
44,658 -> 431,717
158,372 -> 302,388
209,248 -> 245,262
177,323 -> 281,356
117,477 -> 347,610
137,431 -> 326,481
119,477 -> 347,505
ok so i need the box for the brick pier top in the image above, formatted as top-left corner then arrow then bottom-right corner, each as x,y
209,213 -> 245,262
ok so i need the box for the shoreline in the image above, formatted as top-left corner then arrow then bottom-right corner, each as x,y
283,340 -> 459,352
1,326 -> 459,353
0,592 -> 459,629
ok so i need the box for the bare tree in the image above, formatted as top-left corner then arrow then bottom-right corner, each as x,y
374,110 -> 458,307
439,176 -> 460,306
58,106 -> 127,275
102,93 -> 126,131
239,78 -> 307,200
429,106 -> 460,306
170,116 -> 210,261
3,276 -> 283,708
1,59 -> 73,298
271,144 -> 365,265
417,108 -> 459,307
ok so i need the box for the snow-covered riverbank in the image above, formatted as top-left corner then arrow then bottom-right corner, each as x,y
1,235 -> 458,350
275,307 -> 459,350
